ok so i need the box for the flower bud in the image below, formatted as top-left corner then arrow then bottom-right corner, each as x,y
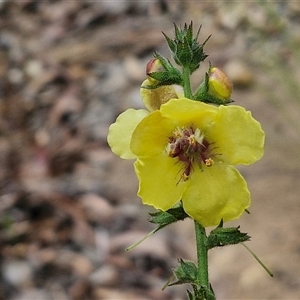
146,58 -> 163,74
140,79 -> 181,111
146,58 -> 163,83
208,67 -> 232,101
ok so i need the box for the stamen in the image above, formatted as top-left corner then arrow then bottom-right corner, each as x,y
173,127 -> 182,138
188,135 -> 197,146
205,158 -> 214,166
166,143 -> 175,156
194,128 -> 204,144
181,173 -> 189,181
166,125 -> 218,183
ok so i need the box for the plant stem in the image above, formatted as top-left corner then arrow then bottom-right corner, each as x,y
182,66 -> 193,98
194,221 -> 216,300
194,221 -> 209,288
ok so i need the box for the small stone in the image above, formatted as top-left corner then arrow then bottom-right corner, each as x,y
11,289 -> 52,300
55,250 -> 94,277
34,128 -> 50,147
3,260 -> 33,287
29,247 -> 57,267
217,4 -> 245,30
69,279 -> 92,300
288,2 -> 300,17
0,193 -> 17,211
24,59 -> 44,78
78,193 -> 115,223
101,1 -> 130,15
93,287 -> 151,300
89,264 -> 119,286
7,68 -> 23,84
84,148 -> 114,171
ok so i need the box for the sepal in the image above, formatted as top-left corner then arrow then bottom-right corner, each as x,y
149,202 -> 189,230
168,259 -> 198,286
145,52 -> 183,88
197,286 -> 216,300
207,220 -> 250,250
162,22 -> 210,73
194,72 -> 234,105
169,259 -> 216,300
186,287 -> 215,300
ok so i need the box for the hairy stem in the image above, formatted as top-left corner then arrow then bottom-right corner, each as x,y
182,66 -> 193,98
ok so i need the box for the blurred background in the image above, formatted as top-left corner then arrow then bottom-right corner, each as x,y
0,1 -> 299,299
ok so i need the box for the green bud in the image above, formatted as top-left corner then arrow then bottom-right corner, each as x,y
144,52 -> 183,88
162,22 -> 210,73
194,64 -> 234,105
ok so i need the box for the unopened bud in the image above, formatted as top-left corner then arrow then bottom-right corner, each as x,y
146,58 -> 163,83
140,79 -> 180,111
208,67 -> 232,101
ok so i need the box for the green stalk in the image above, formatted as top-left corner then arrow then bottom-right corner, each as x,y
182,66 -> 193,99
194,221 -> 209,288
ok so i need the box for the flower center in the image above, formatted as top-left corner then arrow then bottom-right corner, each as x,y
166,125 -> 216,182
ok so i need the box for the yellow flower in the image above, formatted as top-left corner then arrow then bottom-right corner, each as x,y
108,78 -> 182,158
108,98 -> 264,227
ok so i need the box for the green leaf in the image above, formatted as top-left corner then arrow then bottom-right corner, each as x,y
197,286 -> 216,300
162,32 -> 176,53
186,22 -> 193,42
174,22 -> 180,41
153,51 -> 173,71
207,220 -> 250,249
188,284 -> 216,300
149,203 -> 189,229
161,22 -> 210,70
144,52 -> 183,87
176,39 -> 193,67
168,259 -> 198,286
146,71 -> 182,87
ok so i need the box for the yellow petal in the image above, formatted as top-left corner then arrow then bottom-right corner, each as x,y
160,98 -> 218,128
107,109 -> 149,159
131,111 -> 175,157
182,163 -> 250,227
140,79 -> 179,111
207,105 -> 265,165
134,155 -> 186,210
